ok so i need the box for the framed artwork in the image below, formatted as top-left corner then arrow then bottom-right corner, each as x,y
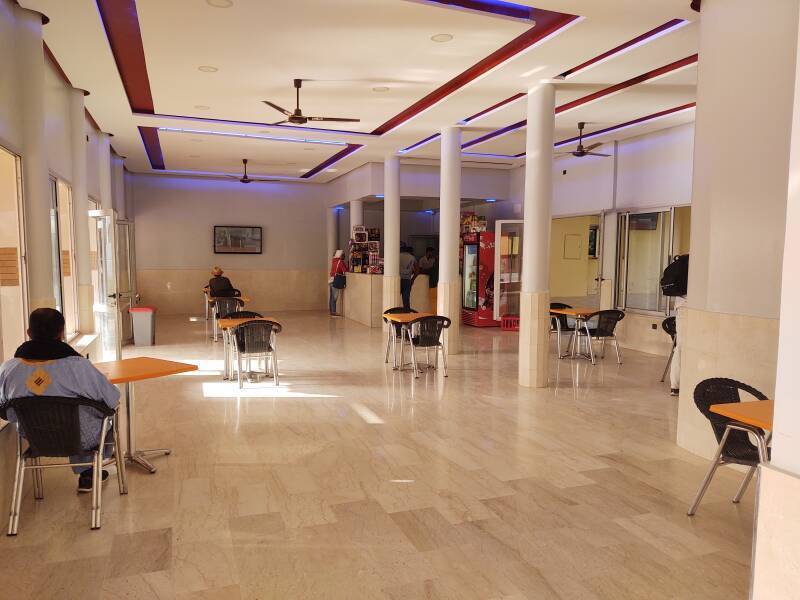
214,226 -> 263,254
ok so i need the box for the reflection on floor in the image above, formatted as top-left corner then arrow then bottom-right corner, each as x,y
0,312 -> 753,599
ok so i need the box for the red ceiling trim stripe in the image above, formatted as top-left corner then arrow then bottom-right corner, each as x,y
138,126 -> 165,170
370,10 -> 579,135
95,0 -> 155,114
301,144 -> 363,179
461,92 -> 526,123
556,53 -> 698,114
559,19 -> 688,79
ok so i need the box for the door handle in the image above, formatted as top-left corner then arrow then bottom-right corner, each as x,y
108,293 -> 117,299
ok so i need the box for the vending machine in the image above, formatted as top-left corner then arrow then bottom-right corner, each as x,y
461,231 -> 500,327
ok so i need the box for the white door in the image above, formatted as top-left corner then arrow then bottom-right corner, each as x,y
90,209 -> 122,361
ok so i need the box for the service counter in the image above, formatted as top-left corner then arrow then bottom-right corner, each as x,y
343,273 -> 431,328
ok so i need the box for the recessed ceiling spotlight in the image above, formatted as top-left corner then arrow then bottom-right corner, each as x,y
431,33 -> 453,43
194,105 -> 211,110
198,65 -> 218,73
372,86 -> 390,93
206,0 -> 233,6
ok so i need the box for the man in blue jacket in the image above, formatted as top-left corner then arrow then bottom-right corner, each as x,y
0,309 -> 120,492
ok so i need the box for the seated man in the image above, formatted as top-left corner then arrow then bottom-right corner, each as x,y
205,266 -> 236,297
0,308 -> 120,492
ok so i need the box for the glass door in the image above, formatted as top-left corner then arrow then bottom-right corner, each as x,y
90,209 -> 121,361
493,220 -> 523,320
116,220 -> 136,344
462,243 -> 479,310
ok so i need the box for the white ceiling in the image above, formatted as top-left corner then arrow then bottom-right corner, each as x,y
20,0 -> 699,183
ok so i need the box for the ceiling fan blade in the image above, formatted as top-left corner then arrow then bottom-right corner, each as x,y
585,152 -> 611,157
250,178 -> 280,183
270,120 -> 289,126
262,101 -> 293,117
584,142 -> 603,151
307,116 -> 361,123
554,151 -> 574,156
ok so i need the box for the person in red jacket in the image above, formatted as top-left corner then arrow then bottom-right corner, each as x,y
329,250 -> 347,316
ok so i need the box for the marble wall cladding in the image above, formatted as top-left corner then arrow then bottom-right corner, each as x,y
752,465 -> 800,598
677,307 -> 779,458
518,291 -> 551,388
137,269 -> 328,315
616,312 -> 674,357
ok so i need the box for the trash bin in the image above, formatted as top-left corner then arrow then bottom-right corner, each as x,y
130,306 -> 156,346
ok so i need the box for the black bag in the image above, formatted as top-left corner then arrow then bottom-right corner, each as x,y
333,273 -> 346,289
660,254 -> 689,296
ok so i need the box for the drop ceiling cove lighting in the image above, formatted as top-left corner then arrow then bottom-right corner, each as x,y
157,127 -> 348,146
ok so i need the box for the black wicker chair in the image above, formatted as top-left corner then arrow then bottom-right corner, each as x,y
233,320 -> 283,387
0,396 -> 127,534
574,309 -> 625,364
212,297 -> 245,341
382,307 -> 418,364
549,303 -> 575,359
687,378 -> 770,516
660,316 -> 677,382
405,315 -> 451,378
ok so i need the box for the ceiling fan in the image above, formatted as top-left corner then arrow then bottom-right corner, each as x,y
555,122 -> 611,158
225,159 -> 278,184
263,79 -> 361,126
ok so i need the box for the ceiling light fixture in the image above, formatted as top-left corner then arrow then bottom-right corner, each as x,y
431,33 -> 454,43
372,86 -> 390,93
198,66 -> 218,73
206,0 -> 233,6
485,198 -> 497,203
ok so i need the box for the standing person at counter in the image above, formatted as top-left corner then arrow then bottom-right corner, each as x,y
399,243 -> 419,311
329,249 -> 347,317
205,267 -> 236,297
417,246 -> 438,288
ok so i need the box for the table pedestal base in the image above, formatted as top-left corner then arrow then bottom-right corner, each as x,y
126,448 -> 171,473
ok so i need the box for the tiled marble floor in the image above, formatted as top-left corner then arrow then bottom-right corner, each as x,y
0,312 -> 754,599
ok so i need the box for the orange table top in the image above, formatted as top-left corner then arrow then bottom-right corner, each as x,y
710,399 -> 774,430
383,312 -> 436,324
550,307 -> 597,318
218,317 -> 281,330
94,357 -> 198,384
208,296 -> 250,304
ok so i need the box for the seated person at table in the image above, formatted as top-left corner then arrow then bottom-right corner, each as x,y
205,266 -> 237,297
0,308 -> 120,492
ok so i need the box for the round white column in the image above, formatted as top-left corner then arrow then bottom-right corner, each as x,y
98,132 -> 113,211
15,6 -> 55,310
383,155 -> 401,311
112,155 -> 126,219
518,83 -> 555,388
69,87 -> 94,332
349,199 -> 364,234
437,126 -> 462,353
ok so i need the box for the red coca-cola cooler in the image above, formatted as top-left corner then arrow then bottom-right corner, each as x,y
461,231 -> 500,327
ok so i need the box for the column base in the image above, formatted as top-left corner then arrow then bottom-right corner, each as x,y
518,290 -> 550,388
599,279 -> 614,310
436,279 -> 461,354
78,284 -> 95,333
677,306 -> 778,458
382,275 -> 401,312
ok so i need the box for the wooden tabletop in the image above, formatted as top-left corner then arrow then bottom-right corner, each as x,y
550,308 -> 597,318
383,312 -> 436,324
94,357 -> 198,384
218,317 -> 281,330
208,296 -> 250,304
710,399 -> 774,430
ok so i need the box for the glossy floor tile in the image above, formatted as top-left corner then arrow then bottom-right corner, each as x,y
0,312 -> 755,599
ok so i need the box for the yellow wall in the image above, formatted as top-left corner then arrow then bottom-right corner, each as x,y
673,206 -> 691,255
549,215 -> 600,299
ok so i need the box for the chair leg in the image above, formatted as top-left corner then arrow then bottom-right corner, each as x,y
732,466 -> 757,504
585,324 -> 595,365
7,440 -> 25,536
409,328 -> 419,378
237,352 -> 244,389
660,344 -> 675,382
441,341 -> 448,377
385,326 -> 392,363
114,421 -> 128,495
399,326 -> 406,370
688,427 -> 731,516
600,338 -> 606,359
613,335 -> 622,364
31,458 -> 43,500
272,350 -> 280,386
91,449 -> 101,529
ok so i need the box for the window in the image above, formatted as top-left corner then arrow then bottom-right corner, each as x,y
615,206 -> 691,314
48,178 -> 78,337
0,146 -> 27,362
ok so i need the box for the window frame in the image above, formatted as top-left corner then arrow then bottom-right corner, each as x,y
614,204 -> 690,317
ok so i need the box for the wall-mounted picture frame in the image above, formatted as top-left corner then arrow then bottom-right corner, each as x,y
214,226 -> 263,254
